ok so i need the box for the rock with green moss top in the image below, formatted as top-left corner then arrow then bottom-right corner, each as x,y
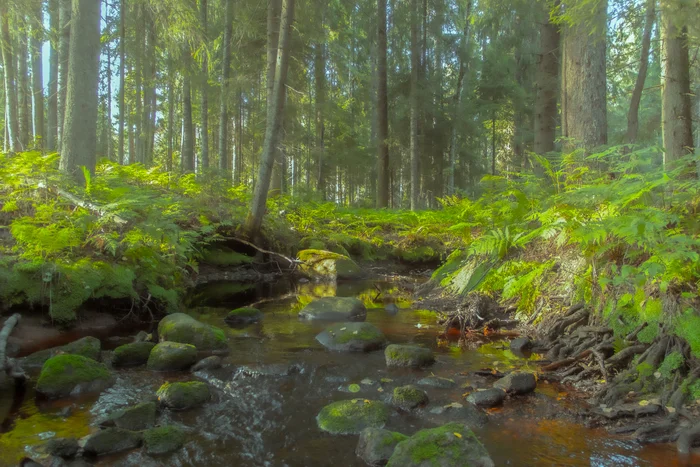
82,427 -> 142,456
21,336 -> 102,368
36,354 -> 114,399
298,249 -> 364,281
143,425 -> 186,455
225,307 -> 263,326
156,381 -> 211,410
100,401 -> 156,431
45,437 -> 79,458
387,423 -> 494,467
299,297 -> 367,322
393,385 -> 429,410
112,342 -> 156,367
316,322 -> 386,352
384,344 -> 435,368
418,376 -> 456,389
147,341 -> 198,371
157,313 -> 228,351
356,427 -> 408,466
395,245 -> 439,264
317,399 -> 391,434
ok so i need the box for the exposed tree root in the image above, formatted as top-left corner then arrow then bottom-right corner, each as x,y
0,314 -> 25,384
677,423 -> 700,454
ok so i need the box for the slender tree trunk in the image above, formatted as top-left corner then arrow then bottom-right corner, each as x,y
18,32 -> 31,149
134,3 -> 144,164
314,40 -> 326,199
661,0 -> 694,166
199,0 -> 209,170
267,0 -> 282,193
118,0 -> 126,164
47,0 -> 59,151
218,0 -> 234,174
561,0 -> 607,150
0,0 -> 20,152
144,11 -> 156,165
235,89 -> 243,184
376,0 -> 389,208
181,46 -> 195,173
449,0 -> 472,195
58,0 -> 71,147
31,4 -> 44,149
105,18 -> 112,161
409,0 -> 420,211
534,2 -> 560,156
626,0 -> 655,145
246,0 -> 295,237
167,63 -> 174,172
60,0 -> 101,180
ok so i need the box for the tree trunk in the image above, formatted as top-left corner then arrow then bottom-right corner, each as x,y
31,4 -> 44,149
134,3 -> 144,164
144,11 -> 156,165
534,2 -> 560,156
449,0 -> 472,195
0,0 -> 20,152
199,0 -> 209,170
376,0 -> 389,208
58,0 -> 71,147
409,0 -> 420,211
60,0 -> 101,180
118,0 -> 126,164
167,62 -> 174,172
246,0 -> 295,237
661,0 -> 694,166
47,0 -> 59,151
18,31 -> 31,149
314,41 -> 326,199
626,0 -> 655,145
235,89 -> 243,184
181,45 -> 195,173
266,0 -> 281,194
561,0 -> 607,151
218,0 -> 234,174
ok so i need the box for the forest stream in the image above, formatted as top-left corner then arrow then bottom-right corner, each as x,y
1,275 -> 697,467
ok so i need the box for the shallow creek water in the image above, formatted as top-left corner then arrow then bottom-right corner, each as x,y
1,278 -> 698,466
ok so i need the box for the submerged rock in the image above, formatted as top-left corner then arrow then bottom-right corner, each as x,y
417,376 -> 456,389
156,381 -> 211,410
356,427 -> 407,466
297,249 -> 364,281
509,337 -> 533,352
100,401 -> 156,431
493,372 -> 537,395
143,425 -> 186,455
386,423 -> 494,467
146,342 -> 197,371
45,437 -> 80,458
157,313 -> 228,351
315,322 -> 386,352
384,344 -> 435,368
299,297 -> 367,322
82,428 -> 142,456
316,399 -> 391,435
384,303 -> 399,315
21,336 -> 102,368
192,355 -> 223,372
225,307 -> 263,326
466,388 -> 506,408
112,342 -> 156,367
392,385 -> 429,410
36,354 -> 114,399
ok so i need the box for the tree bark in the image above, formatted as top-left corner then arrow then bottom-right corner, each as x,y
449,0 -> 472,195
266,0 -> 282,193
181,44 -> 195,173
218,0 -> 234,174
118,0 -> 126,164
134,3 -> 144,164
246,0 -> 295,237
18,30 -> 31,149
59,0 -> 101,180
625,0 -> 655,145
315,40 -> 326,199
409,0 -> 420,210
199,0 -> 209,170
31,3 -> 45,149
561,0 -> 608,151
58,0 -> 71,147
534,2 -> 560,156
47,0 -> 59,151
235,88 -> 243,184
376,0 -> 389,208
167,60 -> 174,172
0,0 -> 20,152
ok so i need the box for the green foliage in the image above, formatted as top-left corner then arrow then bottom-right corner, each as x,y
658,352 -> 685,380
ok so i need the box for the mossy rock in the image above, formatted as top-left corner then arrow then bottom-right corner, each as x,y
297,249 -> 364,281
156,381 -> 211,410
417,376 -> 456,389
225,307 -> 263,326
82,427 -> 142,456
158,313 -> 228,351
36,354 -> 114,399
192,355 -> 223,372
356,427 -> 408,466
386,423 -> 494,467
201,247 -> 254,267
392,385 -> 429,410
147,341 -> 198,371
384,344 -> 435,368
493,372 -> 537,395
21,336 -> 102,368
316,399 -> 390,435
45,437 -> 79,458
316,322 -> 386,352
100,401 -> 156,431
299,297 -> 367,322
143,425 -> 186,455
112,342 -> 156,367
466,388 -> 506,408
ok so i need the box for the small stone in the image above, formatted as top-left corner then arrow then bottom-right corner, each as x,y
466,388 -> 506,408
82,428 -> 142,456
147,342 -> 197,371
112,342 -> 156,367
385,304 -> 400,315
225,307 -> 263,326
509,337 -> 533,352
158,313 -> 227,351
36,355 -> 114,399
45,437 -> 79,458
133,330 -> 150,342
143,425 -> 186,455
299,297 -> 367,321
156,381 -> 211,410
356,427 -> 407,466
99,402 -> 156,431
191,356 -> 223,372
417,376 -> 456,389
493,372 -> 537,395
384,344 -> 435,368
316,322 -> 386,352
392,385 -> 429,410
316,399 -> 391,435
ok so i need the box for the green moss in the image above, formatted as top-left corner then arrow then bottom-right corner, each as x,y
228,307 -> 260,318
113,342 -> 156,367
36,354 -> 112,398
689,379 -> 700,400
158,313 -> 228,351
156,381 -> 211,410
335,325 -> 383,344
675,312 -> 700,358
316,399 -> 390,434
382,431 -> 408,447
659,351 -> 684,379
201,248 -> 254,266
147,341 -> 198,371
143,425 -> 186,455
392,385 -> 428,410
384,344 -> 435,368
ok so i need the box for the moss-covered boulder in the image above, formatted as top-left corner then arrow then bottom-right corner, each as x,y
356,427 -> 408,466
82,428 -> 142,456
386,423 -> 494,467
392,385 -> 429,410
156,381 -> 211,410
100,402 -> 156,431
298,249 -> 364,281
157,313 -> 228,351
384,344 -> 435,368
417,376 -> 456,389
299,297 -> 367,322
21,336 -> 102,368
143,425 -> 186,455
45,437 -> 79,458
316,399 -> 391,435
36,354 -> 114,399
191,355 -> 223,372
225,307 -> 263,326
112,342 -> 156,367
466,388 -> 506,408
147,341 -> 198,371
316,322 -> 386,352
493,372 -> 537,395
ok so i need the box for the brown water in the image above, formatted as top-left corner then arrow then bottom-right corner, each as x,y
1,279 -> 698,466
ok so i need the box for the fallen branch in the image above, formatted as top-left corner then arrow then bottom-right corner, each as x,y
225,236 -> 299,268
592,349 -> 609,381
541,349 -> 592,372
37,181 -> 127,225
625,322 -> 648,342
606,344 -> 648,367
0,314 -> 20,372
